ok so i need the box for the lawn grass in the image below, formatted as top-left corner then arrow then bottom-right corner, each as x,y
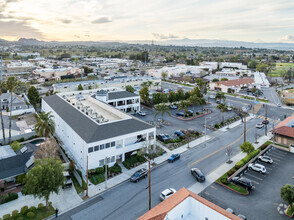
286,205 -> 294,217
269,63 -> 294,77
33,206 -> 55,220
216,173 -> 248,195
89,173 -> 105,185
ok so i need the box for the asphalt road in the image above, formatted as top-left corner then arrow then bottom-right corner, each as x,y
58,117 -> 270,220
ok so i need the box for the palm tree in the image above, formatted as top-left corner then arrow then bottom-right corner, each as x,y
215,92 -> 226,102
154,104 -> 171,122
0,81 -> 6,144
6,76 -> 18,144
196,79 -> 207,95
154,82 -> 160,91
178,100 -> 189,115
147,81 -> 153,88
189,95 -> 201,112
35,112 -> 55,139
141,82 -> 148,87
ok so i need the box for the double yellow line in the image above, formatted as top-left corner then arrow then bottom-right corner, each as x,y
188,126 -> 254,167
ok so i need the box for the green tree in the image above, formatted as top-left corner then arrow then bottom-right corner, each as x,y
6,76 -> 19,144
183,75 -> 191,83
189,95 -> 202,112
88,85 -> 92,90
139,86 -> 149,104
23,158 -> 64,210
161,72 -> 168,80
215,92 -> 226,102
147,81 -> 153,88
248,60 -> 258,69
191,87 -> 202,98
35,112 -> 55,139
178,100 -> 189,115
281,184 -> 294,212
196,79 -> 207,95
154,104 -> 171,121
126,85 -> 135,93
168,91 -> 177,103
78,84 -> 83,91
216,103 -> 227,112
141,82 -> 148,87
256,63 -> 267,73
152,93 -> 162,105
27,86 -> 40,109
239,141 -> 254,155
0,81 -> 6,144
83,66 -> 93,74
154,82 -> 161,91
212,78 -> 219,82
176,89 -> 185,101
221,78 -> 228,81
282,68 -> 294,83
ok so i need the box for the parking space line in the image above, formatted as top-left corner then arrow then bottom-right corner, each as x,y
242,175 -> 260,184
267,153 -> 284,159
271,150 -> 287,155
245,172 -> 264,181
273,162 -> 279,165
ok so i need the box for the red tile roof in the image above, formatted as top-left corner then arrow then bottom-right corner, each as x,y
216,78 -> 254,87
137,188 -> 240,220
275,126 -> 294,138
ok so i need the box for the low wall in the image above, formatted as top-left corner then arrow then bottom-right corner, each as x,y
10,108 -> 35,116
0,131 -> 36,145
73,169 -> 83,187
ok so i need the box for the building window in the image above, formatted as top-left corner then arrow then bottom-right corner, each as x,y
111,156 -> 115,163
106,157 -> 110,163
99,159 -> 104,166
88,147 -> 93,153
100,144 -> 105,150
106,143 -> 110,148
94,146 -> 99,151
111,141 -> 115,147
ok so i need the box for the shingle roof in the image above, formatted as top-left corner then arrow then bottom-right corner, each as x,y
108,91 -> 139,100
0,152 -> 33,180
43,95 -> 153,144
137,188 -> 240,220
216,78 -> 254,87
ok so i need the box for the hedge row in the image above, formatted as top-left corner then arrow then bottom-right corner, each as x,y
123,155 -> 146,169
0,192 -> 18,205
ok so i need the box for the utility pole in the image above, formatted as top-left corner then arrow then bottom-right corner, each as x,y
86,156 -> 89,197
148,159 -> 151,210
265,104 -> 268,136
105,157 -> 108,189
244,111 -> 246,143
0,56 -> 2,81
80,58 -> 83,79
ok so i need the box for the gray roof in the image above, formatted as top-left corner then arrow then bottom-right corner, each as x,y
108,91 -> 139,100
0,152 -> 33,180
43,95 -> 153,144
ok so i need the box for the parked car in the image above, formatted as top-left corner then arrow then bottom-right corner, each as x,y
262,120 -> 269,124
277,103 -> 282,107
248,163 -> 266,174
137,111 -> 146,116
209,95 -> 215,99
170,105 -> 177,109
168,154 -> 180,163
238,214 -> 247,220
157,134 -> 169,142
227,106 -> 232,111
256,123 -> 264,129
231,177 -> 254,190
174,130 -> 184,136
160,188 -> 176,200
216,99 -> 221,104
176,112 -> 185,117
258,155 -> 273,164
187,110 -> 193,115
226,208 -> 235,214
62,171 -> 72,189
130,168 -> 148,182
164,134 -> 172,141
191,168 -> 205,182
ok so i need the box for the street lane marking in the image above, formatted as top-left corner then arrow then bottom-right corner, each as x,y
245,173 -> 264,181
188,127 -> 254,167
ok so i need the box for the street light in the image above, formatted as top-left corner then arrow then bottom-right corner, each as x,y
205,116 -> 211,142
143,155 -> 151,210
105,157 -> 110,189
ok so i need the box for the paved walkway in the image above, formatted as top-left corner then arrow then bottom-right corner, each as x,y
188,133 -> 273,194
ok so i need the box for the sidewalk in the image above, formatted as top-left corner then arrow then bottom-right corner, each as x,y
188,132 -> 273,194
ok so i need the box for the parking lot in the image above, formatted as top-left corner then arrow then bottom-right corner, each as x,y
134,101 -> 241,139
199,147 -> 294,220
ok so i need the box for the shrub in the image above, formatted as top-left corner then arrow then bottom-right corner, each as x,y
214,124 -> 219,129
109,163 -> 122,174
12,210 -> 19,217
88,169 -> 96,174
10,141 -> 22,152
235,160 -> 245,169
196,112 -> 199,115
0,192 -> 18,204
29,206 -> 36,212
38,203 -> 44,209
2,214 -> 10,220
195,131 -> 200,136
20,206 -> 28,215
16,217 -> 23,220
95,167 -> 104,175
15,174 -> 26,184
221,178 -> 229,185
227,168 -> 236,177
26,212 -> 35,219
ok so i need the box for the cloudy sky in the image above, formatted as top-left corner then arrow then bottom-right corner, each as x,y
1,0 -> 294,43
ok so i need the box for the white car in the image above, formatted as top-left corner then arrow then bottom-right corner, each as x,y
169,105 -> 177,109
209,95 -> 215,99
137,111 -> 146,116
256,123 -> 264,129
258,155 -> 273,164
277,103 -> 282,107
160,188 -> 176,201
248,163 -> 266,174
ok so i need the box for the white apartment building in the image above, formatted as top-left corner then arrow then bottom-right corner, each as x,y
95,90 -> 140,112
42,91 -> 155,173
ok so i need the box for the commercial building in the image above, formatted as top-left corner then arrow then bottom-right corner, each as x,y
274,116 -> 294,146
42,90 -> 156,173
138,188 -> 240,220
33,67 -> 81,81
209,78 -> 255,93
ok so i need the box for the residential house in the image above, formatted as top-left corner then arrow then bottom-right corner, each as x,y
274,116 -> 294,146
209,78 -> 255,93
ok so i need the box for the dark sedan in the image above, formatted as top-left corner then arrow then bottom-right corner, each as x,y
130,168 -> 148,182
168,154 -> 180,163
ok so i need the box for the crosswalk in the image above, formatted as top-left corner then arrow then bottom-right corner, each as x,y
251,103 -> 262,114
256,115 -> 280,124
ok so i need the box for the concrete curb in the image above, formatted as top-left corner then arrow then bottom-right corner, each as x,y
285,205 -> 294,218
215,182 -> 249,196
171,111 -> 211,121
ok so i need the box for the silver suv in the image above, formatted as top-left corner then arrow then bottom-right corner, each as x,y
248,163 -> 266,174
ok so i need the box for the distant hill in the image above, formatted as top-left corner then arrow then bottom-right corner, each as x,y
0,37 -> 294,50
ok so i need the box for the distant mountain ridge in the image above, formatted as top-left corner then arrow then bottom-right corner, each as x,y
0,38 -> 294,50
